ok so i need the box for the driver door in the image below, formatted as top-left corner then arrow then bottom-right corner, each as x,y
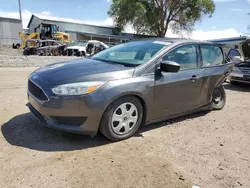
154,44 -> 204,120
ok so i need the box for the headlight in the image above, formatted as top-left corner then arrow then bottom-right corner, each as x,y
52,81 -> 106,96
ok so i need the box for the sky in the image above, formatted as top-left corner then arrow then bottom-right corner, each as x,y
0,0 -> 249,40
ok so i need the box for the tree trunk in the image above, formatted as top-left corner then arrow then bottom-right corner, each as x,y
157,26 -> 168,37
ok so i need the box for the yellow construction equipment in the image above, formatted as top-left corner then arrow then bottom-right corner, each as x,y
54,32 -> 71,43
13,24 -> 71,49
17,32 -> 40,49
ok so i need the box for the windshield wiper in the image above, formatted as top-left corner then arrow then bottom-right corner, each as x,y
92,57 -> 140,67
91,57 -> 125,66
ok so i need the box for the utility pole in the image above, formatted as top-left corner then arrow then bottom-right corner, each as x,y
18,0 -> 23,29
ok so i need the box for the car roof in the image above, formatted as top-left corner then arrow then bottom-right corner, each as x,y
133,37 -> 215,45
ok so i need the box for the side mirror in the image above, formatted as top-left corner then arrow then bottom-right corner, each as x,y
160,60 -> 180,73
231,56 -> 244,64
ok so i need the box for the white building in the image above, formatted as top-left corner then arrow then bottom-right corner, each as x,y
0,16 -> 22,45
27,14 -> 130,43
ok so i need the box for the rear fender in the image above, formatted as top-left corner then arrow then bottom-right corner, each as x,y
203,63 -> 234,103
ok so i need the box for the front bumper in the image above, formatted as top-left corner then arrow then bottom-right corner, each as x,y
228,72 -> 250,84
27,91 -> 105,136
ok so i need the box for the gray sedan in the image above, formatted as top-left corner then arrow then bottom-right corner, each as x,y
27,39 -> 234,141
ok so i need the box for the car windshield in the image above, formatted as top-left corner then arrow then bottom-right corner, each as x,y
91,40 -> 171,66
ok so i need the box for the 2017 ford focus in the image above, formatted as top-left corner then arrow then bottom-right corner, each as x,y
27,39 -> 234,141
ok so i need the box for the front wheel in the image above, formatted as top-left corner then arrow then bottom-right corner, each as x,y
100,96 -> 143,141
212,86 -> 226,110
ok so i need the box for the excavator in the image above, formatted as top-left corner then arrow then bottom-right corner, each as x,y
13,23 -> 71,49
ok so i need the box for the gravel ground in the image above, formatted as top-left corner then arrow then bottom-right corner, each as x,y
0,55 -> 79,67
0,48 -> 79,67
0,67 -> 249,188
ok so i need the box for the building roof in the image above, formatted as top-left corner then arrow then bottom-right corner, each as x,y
208,36 -> 250,43
66,30 -> 129,40
27,14 -> 114,29
0,16 -> 21,22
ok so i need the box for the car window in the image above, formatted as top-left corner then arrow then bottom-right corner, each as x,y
163,44 -> 197,70
99,44 -> 106,50
92,41 -> 170,66
200,45 -> 223,66
47,41 -> 53,46
228,49 -> 241,58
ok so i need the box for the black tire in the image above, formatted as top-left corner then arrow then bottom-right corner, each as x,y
76,51 -> 85,57
30,48 -> 38,55
16,43 -> 20,49
23,49 -> 30,56
230,80 -> 239,85
100,96 -> 143,141
82,51 -> 86,57
212,86 -> 226,110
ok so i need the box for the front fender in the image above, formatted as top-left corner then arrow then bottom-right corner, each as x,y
99,75 -> 155,123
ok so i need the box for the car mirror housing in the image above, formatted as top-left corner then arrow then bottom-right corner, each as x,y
160,60 -> 180,73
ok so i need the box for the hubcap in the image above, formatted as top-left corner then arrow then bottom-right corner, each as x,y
213,89 -> 222,104
111,102 -> 138,135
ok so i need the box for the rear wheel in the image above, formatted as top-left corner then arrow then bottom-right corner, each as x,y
212,86 -> 226,110
77,51 -> 85,57
30,48 -> 38,55
23,49 -> 30,56
100,96 -> 143,141
16,43 -> 20,49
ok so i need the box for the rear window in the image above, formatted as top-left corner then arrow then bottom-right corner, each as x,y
200,45 -> 224,66
228,49 -> 241,58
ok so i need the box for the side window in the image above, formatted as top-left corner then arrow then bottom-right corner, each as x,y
163,44 -> 197,70
228,49 -> 241,58
47,41 -> 53,46
200,45 -> 223,66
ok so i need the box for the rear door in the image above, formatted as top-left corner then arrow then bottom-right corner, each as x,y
154,44 -> 204,119
199,44 -> 234,105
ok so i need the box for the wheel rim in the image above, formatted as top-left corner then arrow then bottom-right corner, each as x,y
212,89 -> 222,104
111,102 -> 138,135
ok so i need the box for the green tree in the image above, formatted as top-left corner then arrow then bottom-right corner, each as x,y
108,0 -> 215,37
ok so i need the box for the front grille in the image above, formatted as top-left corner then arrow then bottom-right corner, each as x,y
28,80 -> 48,101
51,116 -> 87,126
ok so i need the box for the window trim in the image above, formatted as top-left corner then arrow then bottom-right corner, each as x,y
199,44 -> 225,68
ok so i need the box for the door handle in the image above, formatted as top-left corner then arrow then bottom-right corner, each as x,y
190,75 -> 199,81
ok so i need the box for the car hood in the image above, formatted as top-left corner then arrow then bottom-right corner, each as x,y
235,62 -> 250,72
67,46 -> 86,51
31,59 -> 135,87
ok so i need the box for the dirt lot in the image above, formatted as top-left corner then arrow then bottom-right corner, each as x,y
0,48 -> 78,67
0,67 -> 249,188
